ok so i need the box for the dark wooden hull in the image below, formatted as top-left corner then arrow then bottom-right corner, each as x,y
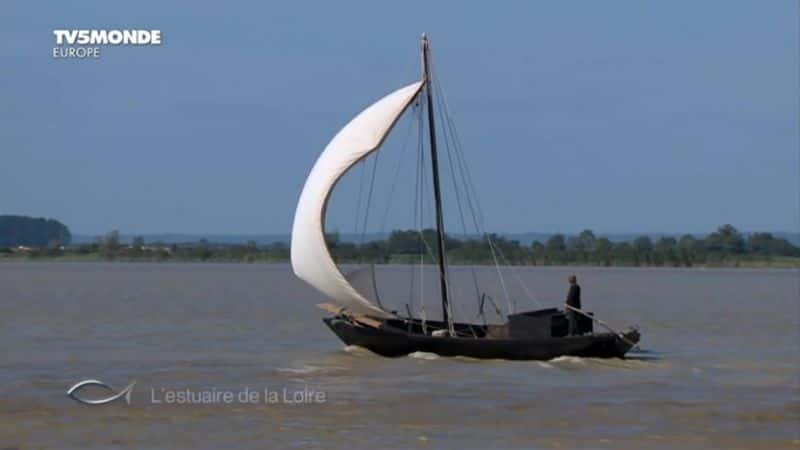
323,315 -> 640,361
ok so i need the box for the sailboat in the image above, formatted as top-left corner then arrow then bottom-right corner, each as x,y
291,35 -> 641,360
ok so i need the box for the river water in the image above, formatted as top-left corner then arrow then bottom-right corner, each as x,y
0,263 -> 797,449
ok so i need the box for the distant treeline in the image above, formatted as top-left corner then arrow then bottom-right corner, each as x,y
8,224 -> 795,268
327,225 -> 800,267
2,218 -> 797,267
0,215 -> 71,248
55,231 -> 290,263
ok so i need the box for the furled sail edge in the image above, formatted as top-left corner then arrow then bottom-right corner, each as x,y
291,81 -> 425,318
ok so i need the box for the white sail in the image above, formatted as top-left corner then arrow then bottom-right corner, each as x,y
291,81 -> 424,318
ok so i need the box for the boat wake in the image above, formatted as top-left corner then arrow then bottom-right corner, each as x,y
547,354 -> 662,370
408,351 -> 440,361
336,346 -> 661,369
276,365 -> 328,375
341,345 -> 379,357
549,356 -> 587,365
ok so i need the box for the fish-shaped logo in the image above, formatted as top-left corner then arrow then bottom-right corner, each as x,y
67,379 -> 136,405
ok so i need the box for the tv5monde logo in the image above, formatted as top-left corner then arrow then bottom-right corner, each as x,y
51,29 -> 162,59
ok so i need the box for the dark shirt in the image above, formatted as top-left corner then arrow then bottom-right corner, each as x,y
566,284 -> 581,309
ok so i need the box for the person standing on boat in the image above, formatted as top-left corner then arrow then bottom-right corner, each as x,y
565,274 -> 582,335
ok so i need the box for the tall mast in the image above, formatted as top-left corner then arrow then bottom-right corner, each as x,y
421,34 -> 451,329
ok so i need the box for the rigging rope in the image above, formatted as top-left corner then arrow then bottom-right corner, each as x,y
424,68 -> 476,333
429,52 -> 543,311
378,113 -> 417,234
412,85 -> 462,331
411,96 -> 426,322
353,161 -> 367,243
428,59 -> 512,315
433,77 -> 496,321
350,50 -> 545,329
358,138 -> 381,247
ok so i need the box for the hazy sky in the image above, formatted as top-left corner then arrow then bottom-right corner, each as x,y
2,1 -> 798,235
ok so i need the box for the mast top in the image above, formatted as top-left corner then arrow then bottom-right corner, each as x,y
421,34 -> 431,82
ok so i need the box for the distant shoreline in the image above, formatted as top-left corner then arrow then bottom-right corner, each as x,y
2,254 -> 798,269
5,223 -> 799,269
